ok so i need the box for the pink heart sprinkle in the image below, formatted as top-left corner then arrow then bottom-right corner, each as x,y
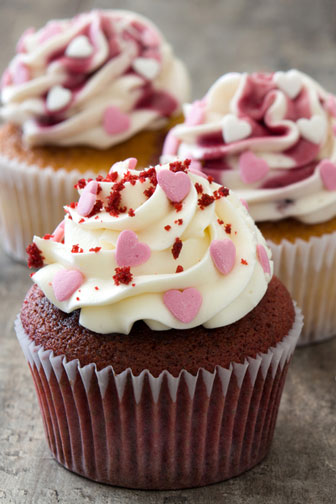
163,288 -> 202,323
157,169 -> 191,203
186,101 -> 205,126
77,192 -> 96,217
12,61 -> 30,85
51,220 -> 65,242
125,157 -> 138,170
103,106 -> 131,135
162,131 -> 180,156
115,230 -> 151,267
319,159 -> 336,191
239,151 -> 269,184
210,239 -> 236,275
84,180 -> 98,195
52,269 -> 84,302
257,244 -> 271,275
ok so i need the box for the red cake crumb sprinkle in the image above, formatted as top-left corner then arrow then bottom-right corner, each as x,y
176,265 -> 184,273
75,178 -> 86,189
113,266 -> 133,286
43,234 -> 53,240
78,218 -> 85,224
198,193 -> 214,209
109,171 -> 119,182
225,224 -> 232,234
132,283 -> 136,287
174,218 -> 183,225
139,167 -> 157,186
76,297 -> 80,301
71,244 -> 84,253
121,171 -> 138,186
97,184 -> 102,194
128,208 -> 135,217
173,202 -> 183,212
26,243 -> 44,269
89,247 -> 101,253
164,225 -> 171,231
69,202 -> 77,209
172,237 -> 183,259
144,186 -> 155,199
195,182 -> 204,194
169,159 -> 191,173
88,199 -> 103,218
213,186 -> 230,199
29,272 -> 35,278
241,259 -> 248,265
94,286 -> 99,290
217,218 -> 224,225
105,181 -> 127,216
207,175 -> 214,184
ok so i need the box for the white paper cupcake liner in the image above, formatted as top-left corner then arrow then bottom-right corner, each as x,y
0,155 -> 96,262
14,305 -> 302,489
268,233 -> 336,346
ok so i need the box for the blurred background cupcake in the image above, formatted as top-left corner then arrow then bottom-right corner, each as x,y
163,70 -> 336,345
16,159 -> 302,488
0,9 -> 190,261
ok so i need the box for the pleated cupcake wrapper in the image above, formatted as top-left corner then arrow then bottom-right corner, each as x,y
0,155 -> 96,262
14,305 -> 302,489
268,233 -> 336,346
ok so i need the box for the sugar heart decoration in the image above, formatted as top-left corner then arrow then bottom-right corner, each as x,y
239,150 -> 269,184
77,180 -> 99,217
256,244 -> 271,275
115,230 -> 151,267
318,160 -> 336,191
103,106 -> 131,135
186,101 -> 206,126
51,220 -> 65,242
157,169 -> 191,203
52,269 -> 84,302
273,70 -> 302,99
163,288 -> 202,323
210,239 -> 236,275
222,114 -> 252,144
65,35 -> 94,58
132,57 -> 160,80
46,85 -> 72,112
297,115 -> 327,144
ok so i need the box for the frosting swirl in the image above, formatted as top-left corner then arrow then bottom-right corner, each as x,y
162,70 -> 336,224
1,10 -> 190,148
29,159 -> 273,334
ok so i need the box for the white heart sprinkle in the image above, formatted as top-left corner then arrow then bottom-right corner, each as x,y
222,114 -> 252,143
65,35 -> 94,59
273,69 -> 302,99
46,85 -> 72,112
297,115 -> 327,144
132,57 -> 160,80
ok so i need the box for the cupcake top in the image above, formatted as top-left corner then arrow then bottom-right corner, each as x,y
162,70 -> 336,224
27,158 -> 273,335
0,10 -> 190,148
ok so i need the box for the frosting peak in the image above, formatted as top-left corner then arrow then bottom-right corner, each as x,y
163,70 -> 336,224
1,10 -> 190,148
28,159 -> 273,334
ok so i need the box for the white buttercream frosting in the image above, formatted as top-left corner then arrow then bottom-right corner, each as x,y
30,159 -> 273,334
1,10 -> 190,148
162,70 -> 336,224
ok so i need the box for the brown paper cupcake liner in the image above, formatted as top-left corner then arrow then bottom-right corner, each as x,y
15,305 -> 302,489
268,233 -> 336,346
0,155 -> 96,262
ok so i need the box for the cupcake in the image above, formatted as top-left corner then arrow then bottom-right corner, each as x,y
0,9 -> 190,261
16,159 -> 302,489
163,70 -> 336,345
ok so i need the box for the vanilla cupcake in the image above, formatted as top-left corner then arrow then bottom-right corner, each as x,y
163,70 -> 336,345
0,9 -> 190,261
16,159 -> 302,488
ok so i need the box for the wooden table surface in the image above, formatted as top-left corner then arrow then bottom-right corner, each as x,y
1,1 -> 336,503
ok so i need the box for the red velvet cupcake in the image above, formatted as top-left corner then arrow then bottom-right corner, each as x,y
15,159 -> 303,489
